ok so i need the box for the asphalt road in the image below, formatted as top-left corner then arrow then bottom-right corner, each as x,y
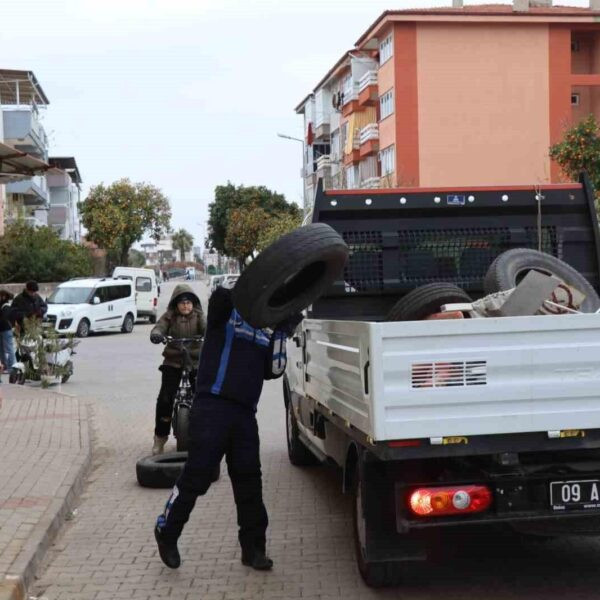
31,280 -> 600,599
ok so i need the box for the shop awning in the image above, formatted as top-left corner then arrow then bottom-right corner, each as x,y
0,141 -> 50,183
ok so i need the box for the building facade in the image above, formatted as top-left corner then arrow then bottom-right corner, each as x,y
296,1 -> 600,198
47,157 -> 82,242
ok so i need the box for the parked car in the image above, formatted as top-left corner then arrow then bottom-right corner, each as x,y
112,266 -> 159,323
46,278 -> 137,337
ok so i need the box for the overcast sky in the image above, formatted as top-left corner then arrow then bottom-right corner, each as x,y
1,0 -> 589,247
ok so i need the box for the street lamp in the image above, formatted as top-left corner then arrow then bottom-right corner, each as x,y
277,132 -> 307,215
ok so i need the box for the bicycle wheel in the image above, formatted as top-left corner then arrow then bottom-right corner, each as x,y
174,405 -> 190,452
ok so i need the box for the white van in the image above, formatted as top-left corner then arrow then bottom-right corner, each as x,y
46,278 -> 137,337
112,267 -> 159,323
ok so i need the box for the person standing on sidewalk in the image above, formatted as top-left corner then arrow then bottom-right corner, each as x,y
154,284 -> 301,571
0,290 -> 15,373
11,281 -> 47,326
149,283 -> 205,455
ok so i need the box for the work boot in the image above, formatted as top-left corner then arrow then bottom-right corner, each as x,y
152,435 -> 168,455
154,525 -> 181,569
241,548 -> 274,571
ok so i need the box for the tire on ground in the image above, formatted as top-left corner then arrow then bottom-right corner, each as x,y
232,223 -> 349,328
484,248 -> 600,312
136,452 -> 220,488
386,283 -> 472,321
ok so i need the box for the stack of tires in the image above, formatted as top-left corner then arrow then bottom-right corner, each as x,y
136,224 -> 350,488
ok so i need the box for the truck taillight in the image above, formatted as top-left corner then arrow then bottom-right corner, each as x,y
408,485 -> 492,517
153,298 -> 157,307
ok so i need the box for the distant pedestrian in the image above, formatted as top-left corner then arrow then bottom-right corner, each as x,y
11,281 -> 47,327
0,290 -> 16,372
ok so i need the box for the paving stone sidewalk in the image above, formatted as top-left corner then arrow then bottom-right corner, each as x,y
0,385 -> 90,600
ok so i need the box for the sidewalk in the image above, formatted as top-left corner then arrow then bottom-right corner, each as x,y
0,385 -> 91,600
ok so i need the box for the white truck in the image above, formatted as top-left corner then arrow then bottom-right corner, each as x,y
284,177 -> 600,586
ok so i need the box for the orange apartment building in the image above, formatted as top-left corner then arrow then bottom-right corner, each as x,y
295,1 -> 600,202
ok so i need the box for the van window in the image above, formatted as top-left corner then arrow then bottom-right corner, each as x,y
95,287 -> 112,303
136,277 -> 152,292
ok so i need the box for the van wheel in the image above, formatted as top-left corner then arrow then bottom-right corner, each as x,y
76,319 -> 90,338
149,314 -> 157,324
121,313 -> 134,333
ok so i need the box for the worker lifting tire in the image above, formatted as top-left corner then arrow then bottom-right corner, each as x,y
483,248 -> 600,312
232,223 -> 349,329
386,283 -> 473,321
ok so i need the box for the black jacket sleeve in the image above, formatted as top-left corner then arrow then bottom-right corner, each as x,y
207,287 -> 234,328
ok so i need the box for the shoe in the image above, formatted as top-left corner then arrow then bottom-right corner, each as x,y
154,525 -> 181,569
241,550 -> 274,571
152,435 -> 168,455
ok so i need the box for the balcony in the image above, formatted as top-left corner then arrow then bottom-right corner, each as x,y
359,124 -> 379,158
361,177 -> 380,189
316,155 -> 332,172
341,83 -> 360,117
343,132 -> 361,166
358,71 -> 378,107
314,114 -> 330,139
6,175 -> 49,205
3,108 -> 48,158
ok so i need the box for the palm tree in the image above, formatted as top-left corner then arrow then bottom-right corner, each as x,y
171,228 -> 194,262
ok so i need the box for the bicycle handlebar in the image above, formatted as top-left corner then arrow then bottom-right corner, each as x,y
162,335 -> 204,344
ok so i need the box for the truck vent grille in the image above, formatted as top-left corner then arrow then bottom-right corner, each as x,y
411,361 -> 487,388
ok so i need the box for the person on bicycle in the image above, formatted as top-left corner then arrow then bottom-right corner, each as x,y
154,284 -> 302,572
150,284 -> 205,455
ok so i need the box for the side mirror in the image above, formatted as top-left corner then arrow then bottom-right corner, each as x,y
92,296 -> 100,305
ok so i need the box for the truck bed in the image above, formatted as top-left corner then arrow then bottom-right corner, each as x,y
302,313 -> 600,441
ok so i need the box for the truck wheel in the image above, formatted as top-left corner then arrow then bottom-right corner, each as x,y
76,318 -> 90,338
386,283 -> 472,321
149,314 -> 157,324
284,380 -> 320,467
136,452 -> 187,488
352,463 -> 404,587
174,405 -> 190,452
232,223 -> 349,328
484,248 -> 600,312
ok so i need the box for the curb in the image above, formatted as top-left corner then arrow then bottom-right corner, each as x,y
0,398 -> 92,600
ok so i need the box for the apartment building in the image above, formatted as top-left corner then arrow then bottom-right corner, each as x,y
0,70 -> 51,227
296,1 -> 600,197
47,157 -> 82,242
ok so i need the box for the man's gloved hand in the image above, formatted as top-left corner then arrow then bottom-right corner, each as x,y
150,332 -> 165,344
275,312 -> 304,337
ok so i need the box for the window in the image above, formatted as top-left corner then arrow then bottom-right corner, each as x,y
571,93 -> 580,106
345,165 -> 359,189
379,145 -> 395,176
379,34 -> 393,65
136,277 -> 152,292
380,89 -> 394,120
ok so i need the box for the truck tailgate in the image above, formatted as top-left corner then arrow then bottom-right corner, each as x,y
303,314 -> 600,441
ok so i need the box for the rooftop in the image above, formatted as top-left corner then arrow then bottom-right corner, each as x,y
0,69 -> 49,106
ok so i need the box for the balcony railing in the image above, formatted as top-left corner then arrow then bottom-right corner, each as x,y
316,155 -> 331,171
359,123 -> 379,145
342,83 -> 360,105
361,177 -> 380,189
358,71 -> 378,93
6,175 -> 49,205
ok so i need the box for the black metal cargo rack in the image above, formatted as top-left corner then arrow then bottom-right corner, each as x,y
310,174 -> 600,321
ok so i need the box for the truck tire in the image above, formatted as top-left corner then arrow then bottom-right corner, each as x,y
284,379 -> 320,467
386,283 -> 472,321
352,462 -> 404,587
484,248 -> 600,312
232,224 -> 349,328
136,452 -> 220,488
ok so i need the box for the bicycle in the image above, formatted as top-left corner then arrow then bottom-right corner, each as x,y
162,335 -> 203,452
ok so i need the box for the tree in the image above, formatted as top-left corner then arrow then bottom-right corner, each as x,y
549,115 -> 600,195
79,178 -> 171,267
207,183 -> 300,257
257,212 -> 303,252
128,248 -> 146,267
207,265 -> 216,275
225,205 -> 268,270
171,228 -> 194,262
0,222 -> 93,282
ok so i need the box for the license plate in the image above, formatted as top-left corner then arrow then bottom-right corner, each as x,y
550,480 -> 600,511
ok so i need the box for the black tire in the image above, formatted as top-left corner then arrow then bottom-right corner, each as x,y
61,361 -> 73,384
174,405 -> 190,452
136,452 -> 187,488
386,283 -> 472,321
76,318 -> 90,338
232,223 -> 349,328
149,314 -> 157,324
284,379 -> 319,467
484,248 -> 600,312
352,462 -> 404,587
121,313 -> 135,334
